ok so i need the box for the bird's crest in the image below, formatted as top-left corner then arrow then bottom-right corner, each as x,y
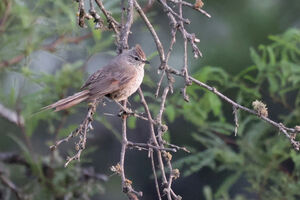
134,44 -> 146,60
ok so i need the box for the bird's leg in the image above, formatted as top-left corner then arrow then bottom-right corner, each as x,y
115,100 -> 133,114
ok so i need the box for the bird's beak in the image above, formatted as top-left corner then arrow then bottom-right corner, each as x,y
143,60 -> 150,64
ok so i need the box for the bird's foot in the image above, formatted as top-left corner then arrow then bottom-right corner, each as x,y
115,100 -> 134,116
118,107 -> 134,117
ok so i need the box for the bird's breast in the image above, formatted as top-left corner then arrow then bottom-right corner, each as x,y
111,68 -> 144,101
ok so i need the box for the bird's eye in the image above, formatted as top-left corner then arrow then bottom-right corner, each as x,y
134,57 -> 139,61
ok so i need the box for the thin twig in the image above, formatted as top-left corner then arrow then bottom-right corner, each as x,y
138,88 -> 169,194
89,0 -> 104,29
233,106 -> 239,136
127,141 -> 177,152
94,0 -> 120,34
162,66 -> 300,148
169,0 -> 211,18
157,0 -> 190,24
134,0 -> 165,64
49,100 -> 98,167
118,0 -> 134,52
150,150 -> 162,200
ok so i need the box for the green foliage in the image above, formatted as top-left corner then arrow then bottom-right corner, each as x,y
171,29 -> 300,199
0,0 -> 117,199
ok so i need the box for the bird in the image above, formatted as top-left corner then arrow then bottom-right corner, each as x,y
43,44 -> 149,112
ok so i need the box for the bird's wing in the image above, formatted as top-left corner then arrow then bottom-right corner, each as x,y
84,63 -> 137,99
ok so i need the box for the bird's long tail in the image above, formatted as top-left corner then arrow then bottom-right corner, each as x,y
42,90 -> 90,112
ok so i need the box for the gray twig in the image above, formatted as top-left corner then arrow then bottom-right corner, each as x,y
50,100 -> 98,167
169,0 -> 211,18
119,0 -> 134,52
233,106 -> 239,136
94,0 -> 120,34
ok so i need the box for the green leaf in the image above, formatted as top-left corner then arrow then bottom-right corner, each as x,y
128,116 -> 137,129
250,47 -> 265,70
165,105 -> 176,123
267,74 -> 279,93
267,46 -> 276,65
58,124 -> 78,138
207,92 -> 222,116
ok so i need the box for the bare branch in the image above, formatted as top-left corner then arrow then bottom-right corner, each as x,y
233,106 -> 239,136
49,100 -> 98,167
138,88 -> 169,186
150,151 -> 162,200
134,0 -> 165,64
158,0 -> 190,24
127,141 -> 177,152
89,0 -> 104,29
118,0 -> 134,52
162,66 -> 300,149
94,0 -> 120,34
169,0 -> 211,18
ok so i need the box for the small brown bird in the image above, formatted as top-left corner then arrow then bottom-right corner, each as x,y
43,45 -> 149,112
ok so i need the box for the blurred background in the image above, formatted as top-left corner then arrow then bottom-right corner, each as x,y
1,0 -> 300,199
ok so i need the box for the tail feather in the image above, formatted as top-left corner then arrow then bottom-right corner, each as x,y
42,90 -> 90,112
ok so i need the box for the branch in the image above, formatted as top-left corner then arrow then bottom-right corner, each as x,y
157,0 -> 190,24
118,0 -> 134,52
50,100 -> 99,167
233,106 -> 239,136
94,0 -> 120,34
134,0 -> 165,63
169,0 -> 211,18
138,88 -> 171,199
164,66 -> 300,149
119,100 -> 143,199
